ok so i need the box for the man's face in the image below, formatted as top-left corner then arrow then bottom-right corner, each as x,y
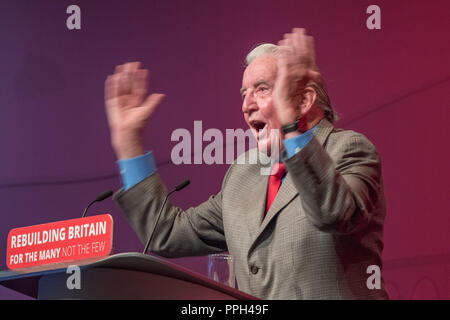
241,54 -> 282,155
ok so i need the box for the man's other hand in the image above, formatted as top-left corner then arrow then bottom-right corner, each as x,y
104,62 -> 164,159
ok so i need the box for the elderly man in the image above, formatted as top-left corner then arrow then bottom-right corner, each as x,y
104,29 -> 388,299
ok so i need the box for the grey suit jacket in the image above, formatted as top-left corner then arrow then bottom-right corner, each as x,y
114,118 -> 389,299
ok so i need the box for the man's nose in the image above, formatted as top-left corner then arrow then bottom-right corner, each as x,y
242,92 -> 258,114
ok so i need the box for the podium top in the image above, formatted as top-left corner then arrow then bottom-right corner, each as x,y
0,252 -> 256,300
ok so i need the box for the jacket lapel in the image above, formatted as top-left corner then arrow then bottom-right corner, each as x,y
258,173 -> 298,232
244,158 -> 270,242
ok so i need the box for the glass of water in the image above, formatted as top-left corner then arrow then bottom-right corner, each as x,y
207,253 -> 236,289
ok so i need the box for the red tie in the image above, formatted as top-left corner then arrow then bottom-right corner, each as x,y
266,162 -> 286,213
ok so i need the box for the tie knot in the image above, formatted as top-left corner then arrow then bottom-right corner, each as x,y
270,162 -> 286,179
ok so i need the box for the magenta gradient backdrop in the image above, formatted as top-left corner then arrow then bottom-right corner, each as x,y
0,0 -> 449,299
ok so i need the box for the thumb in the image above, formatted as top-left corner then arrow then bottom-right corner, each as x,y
137,93 -> 165,119
307,70 -> 323,84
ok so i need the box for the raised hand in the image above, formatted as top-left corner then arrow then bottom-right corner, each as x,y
273,28 -> 322,126
104,62 -> 164,159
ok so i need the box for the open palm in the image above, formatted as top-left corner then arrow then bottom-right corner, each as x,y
104,62 -> 164,158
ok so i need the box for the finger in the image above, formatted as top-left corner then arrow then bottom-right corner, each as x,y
279,37 -> 293,49
131,69 -> 148,99
278,39 -> 288,47
282,33 -> 296,49
276,49 -> 291,79
105,74 -> 120,101
292,27 -> 306,35
306,70 -> 323,84
115,64 -> 124,74
119,62 -> 142,96
291,30 -> 307,51
105,75 -> 113,100
137,93 -> 165,119
117,72 -> 132,96
283,32 -> 293,40
276,44 -> 289,63
122,61 -> 141,74
305,36 -> 316,66
304,36 -> 314,52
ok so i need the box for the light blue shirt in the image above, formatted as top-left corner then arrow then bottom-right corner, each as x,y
117,151 -> 156,191
118,126 -> 318,191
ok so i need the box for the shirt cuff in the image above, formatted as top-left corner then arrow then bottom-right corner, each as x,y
117,151 -> 156,191
282,126 -> 317,158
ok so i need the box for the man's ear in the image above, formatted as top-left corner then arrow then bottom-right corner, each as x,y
299,86 -> 317,116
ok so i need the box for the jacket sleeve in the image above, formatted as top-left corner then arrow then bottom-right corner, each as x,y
113,167 -> 232,258
284,132 -> 383,235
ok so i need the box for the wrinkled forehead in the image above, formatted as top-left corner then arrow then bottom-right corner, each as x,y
242,54 -> 278,87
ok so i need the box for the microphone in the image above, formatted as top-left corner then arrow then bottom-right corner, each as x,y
82,190 -> 114,218
143,179 -> 190,254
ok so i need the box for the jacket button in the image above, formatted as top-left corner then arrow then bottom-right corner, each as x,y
250,265 -> 259,274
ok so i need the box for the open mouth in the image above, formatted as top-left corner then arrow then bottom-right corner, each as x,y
249,120 -> 269,142
249,120 -> 267,132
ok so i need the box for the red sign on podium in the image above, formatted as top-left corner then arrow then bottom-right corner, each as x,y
6,214 -> 113,270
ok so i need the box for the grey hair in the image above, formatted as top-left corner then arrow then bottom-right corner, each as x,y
245,43 -> 338,123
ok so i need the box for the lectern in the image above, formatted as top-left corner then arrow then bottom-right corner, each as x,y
0,252 -> 256,300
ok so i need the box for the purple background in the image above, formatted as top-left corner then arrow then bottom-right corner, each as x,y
0,0 -> 449,299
